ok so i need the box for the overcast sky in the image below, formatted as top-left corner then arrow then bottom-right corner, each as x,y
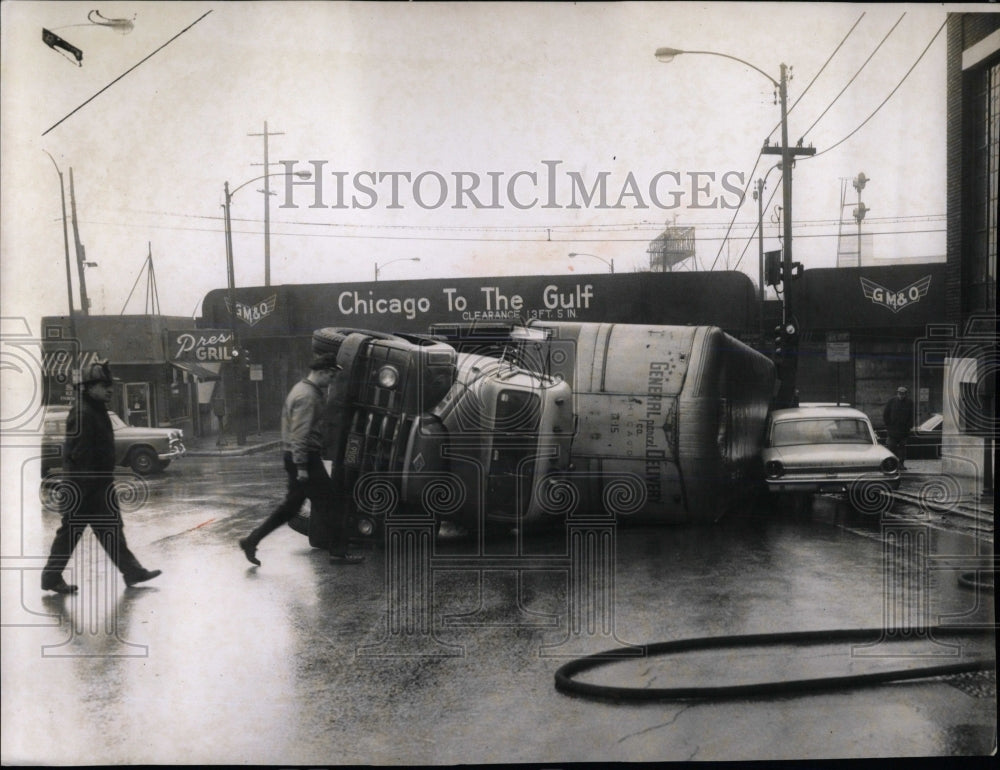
1,2 -> 961,326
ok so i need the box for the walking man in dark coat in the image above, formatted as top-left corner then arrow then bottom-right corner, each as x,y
882,385 -> 914,470
239,353 -> 364,566
41,361 -> 162,594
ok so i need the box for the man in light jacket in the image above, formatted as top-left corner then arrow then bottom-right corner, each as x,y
239,353 -> 364,566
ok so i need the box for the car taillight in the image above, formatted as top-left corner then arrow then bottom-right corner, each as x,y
765,460 -> 784,478
881,456 -> 899,474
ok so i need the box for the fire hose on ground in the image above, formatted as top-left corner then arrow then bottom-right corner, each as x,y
554,625 -> 996,702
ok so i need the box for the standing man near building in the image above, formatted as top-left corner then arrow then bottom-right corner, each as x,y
41,361 -> 162,594
239,354 -> 364,566
883,385 -> 914,471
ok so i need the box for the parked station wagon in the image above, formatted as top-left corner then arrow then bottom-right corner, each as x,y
761,406 -> 900,506
40,406 -> 186,476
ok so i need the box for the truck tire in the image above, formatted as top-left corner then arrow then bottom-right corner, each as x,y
311,327 -> 401,355
288,510 -> 310,537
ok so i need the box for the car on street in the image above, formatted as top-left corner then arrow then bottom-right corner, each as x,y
876,412 -> 943,460
40,405 -> 186,476
761,406 -> 900,509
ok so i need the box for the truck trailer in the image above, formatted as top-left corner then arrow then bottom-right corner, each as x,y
297,321 -> 775,545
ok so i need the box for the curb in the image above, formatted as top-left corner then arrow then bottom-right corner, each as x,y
185,439 -> 282,458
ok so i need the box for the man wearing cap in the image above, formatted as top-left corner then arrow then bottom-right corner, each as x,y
239,353 -> 364,565
883,385 -> 915,470
41,361 -> 162,593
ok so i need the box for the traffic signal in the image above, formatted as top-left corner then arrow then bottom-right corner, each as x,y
765,250 -> 782,286
772,323 -> 798,369
230,347 -> 251,369
853,203 -> 869,224
772,325 -> 785,363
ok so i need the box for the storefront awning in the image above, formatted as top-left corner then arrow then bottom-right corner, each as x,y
170,361 -> 222,380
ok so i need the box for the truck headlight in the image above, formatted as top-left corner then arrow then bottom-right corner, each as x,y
377,365 -> 399,389
880,456 -> 899,474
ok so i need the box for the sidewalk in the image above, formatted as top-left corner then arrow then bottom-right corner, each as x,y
888,457 -> 994,539
184,429 -> 282,458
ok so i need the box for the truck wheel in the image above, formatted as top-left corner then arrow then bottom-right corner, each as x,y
288,510 -> 310,536
312,327 -> 402,355
129,447 -> 161,475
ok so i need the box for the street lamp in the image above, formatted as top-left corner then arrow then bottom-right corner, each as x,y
222,169 -> 310,445
568,252 -> 614,273
374,257 -> 421,281
655,46 -> 814,408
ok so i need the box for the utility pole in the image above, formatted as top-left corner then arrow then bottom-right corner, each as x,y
761,63 -> 814,408
222,182 -> 246,446
760,65 -> 814,329
754,178 -> 765,303
68,168 -> 91,316
249,121 -> 284,286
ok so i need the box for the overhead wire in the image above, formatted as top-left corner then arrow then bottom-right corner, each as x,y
109,205 -> 946,231
807,18 -> 948,160
79,216 -> 944,243
731,12 -> 943,273
797,12 -> 907,142
707,10 -> 867,272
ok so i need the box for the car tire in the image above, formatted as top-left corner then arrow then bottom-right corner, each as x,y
129,447 -> 161,475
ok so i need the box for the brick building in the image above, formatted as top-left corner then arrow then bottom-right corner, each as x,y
941,12 -> 998,492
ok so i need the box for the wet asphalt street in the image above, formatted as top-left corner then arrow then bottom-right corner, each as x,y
2,451 -> 995,764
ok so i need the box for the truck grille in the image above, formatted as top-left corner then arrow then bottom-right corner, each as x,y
344,407 -> 414,474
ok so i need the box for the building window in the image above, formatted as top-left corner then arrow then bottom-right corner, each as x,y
966,59 -> 999,313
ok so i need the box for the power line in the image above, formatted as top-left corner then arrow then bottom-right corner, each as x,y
779,11 -> 868,136
109,205 -> 947,230
798,12 -> 907,142
707,11 -> 868,271
42,11 -> 213,136
808,18 -> 947,160
80,217 -> 945,243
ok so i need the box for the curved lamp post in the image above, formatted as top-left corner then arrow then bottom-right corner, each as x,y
223,170 -> 311,292
568,252 -> 614,274
656,47 -> 813,408
374,257 -> 421,282
221,169 -> 310,445
43,151 -> 76,321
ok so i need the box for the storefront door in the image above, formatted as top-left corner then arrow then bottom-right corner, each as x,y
124,382 -> 151,426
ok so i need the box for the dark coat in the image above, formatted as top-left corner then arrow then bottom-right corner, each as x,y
64,392 -> 116,475
882,395 -> 914,439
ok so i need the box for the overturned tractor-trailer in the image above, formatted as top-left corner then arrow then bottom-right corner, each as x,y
296,321 -> 775,546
